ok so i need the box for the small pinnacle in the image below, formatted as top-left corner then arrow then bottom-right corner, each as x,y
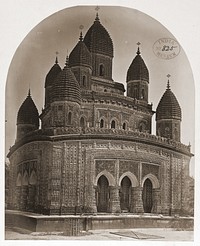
167,74 -> 171,89
167,80 -> 170,89
95,12 -> 100,21
136,42 -> 141,55
95,6 -> 100,21
65,55 -> 69,66
79,31 -> 83,41
28,88 -> 31,97
137,47 -> 141,55
55,52 -> 59,64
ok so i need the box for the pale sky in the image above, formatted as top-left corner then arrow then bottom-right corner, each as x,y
5,6 -> 195,175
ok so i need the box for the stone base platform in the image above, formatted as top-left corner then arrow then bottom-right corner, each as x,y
5,210 -> 193,236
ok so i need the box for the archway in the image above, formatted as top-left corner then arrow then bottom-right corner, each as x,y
16,173 -> 22,186
96,175 -> 109,212
111,120 -> 116,129
100,119 -> 104,128
142,178 -> 153,213
99,64 -> 105,76
122,122 -> 126,130
80,116 -> 85,127
68,112 -> 72,125
120,176 -> 131,212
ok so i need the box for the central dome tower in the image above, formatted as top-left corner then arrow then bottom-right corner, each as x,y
84,13 -> 114,81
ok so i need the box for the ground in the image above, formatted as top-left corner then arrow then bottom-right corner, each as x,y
5,226 -> 193,241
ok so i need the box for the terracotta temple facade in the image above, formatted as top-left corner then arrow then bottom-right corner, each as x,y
7,12 -> 193,216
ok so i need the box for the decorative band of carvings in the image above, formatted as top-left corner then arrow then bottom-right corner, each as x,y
8,127 -> 192,157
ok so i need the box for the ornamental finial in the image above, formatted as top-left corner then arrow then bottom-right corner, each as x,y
65,56 -> 69,66
95,6 -> 100,21
136,42 -> 141,55
167,74 -> 171,89
55,51 -> 59,64
65,53 -> 69,66
79,25 -> 84,41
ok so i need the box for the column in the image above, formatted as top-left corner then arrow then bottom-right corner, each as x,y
109,186 -> 121,213
27,185 -> 36,212
152,188 -> 161,214
88,186 -> 97,213
131,187 -> 144,213
15,186 -> 21,210
21,186 -> 28,211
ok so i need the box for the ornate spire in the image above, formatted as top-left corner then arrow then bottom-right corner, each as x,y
79,31 -> 83,41
65,55 -> 69,67
55,51 -> 59,64
136,42 -> 141,55
167,74 -> 171,90
28,88 -> 31,97
95,6 -> 100,21
79,25 -> 84,41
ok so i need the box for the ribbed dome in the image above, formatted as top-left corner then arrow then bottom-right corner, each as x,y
17,90 -> 39,128
51,58 -> 81,104
84,14 -> 113,57
69,32 -> 92,68
156,83 -> 181,121
45,58 -> 62,88
126,48 -> 149,82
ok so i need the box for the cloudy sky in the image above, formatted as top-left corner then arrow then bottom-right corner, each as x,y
5,5 -> 195,175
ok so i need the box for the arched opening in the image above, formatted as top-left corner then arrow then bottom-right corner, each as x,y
82,75 -> 86,86
80,117 -> 85,128
23,171 -> 29,186
139,122 -> 146,132
120,176 -> 131,212
99,64 -> 105,76
29,170 -> 37,185
111,120 -> 116,129
68,112 -> 72,125
100,119 -> 104,128
165,126 -> 170,138
141,88 -> 145,99
157,127 -> 161,136
142,178 -> 153,213
174,127 -> 179,141
96,175 -> 109,212
122,122 -> 126,130
134,85 -> 138,98
16,173 -> 22,186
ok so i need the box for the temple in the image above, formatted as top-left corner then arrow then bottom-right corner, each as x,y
7,11 -> 193,216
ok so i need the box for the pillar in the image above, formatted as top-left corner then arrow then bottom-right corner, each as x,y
131,187 -> 144,213
21,186 -> 28,211
15,186 -> 21,210
27,185 -> 36,212
109,186 -> 121,213
152,188 -> 161,214
88,186 -> 97,213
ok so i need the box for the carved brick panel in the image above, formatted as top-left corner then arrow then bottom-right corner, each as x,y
95,160 -> 115,177
142,163 -> 160,179
119,160 -> 139,178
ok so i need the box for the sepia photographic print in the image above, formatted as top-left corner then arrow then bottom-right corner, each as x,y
2,1 -> 199,244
